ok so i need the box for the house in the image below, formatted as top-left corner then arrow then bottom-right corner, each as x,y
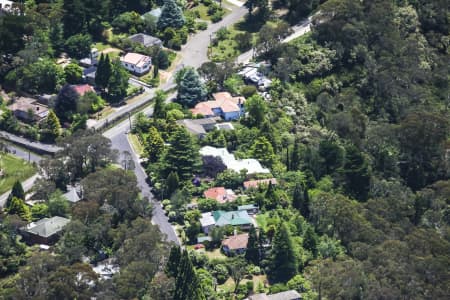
222,233 -> 248,255
120,52 -> 152,75
238,204 -> 259,215
0,0 -> 20,15
190,92 -> 246,121
203,187 -> 237,204
200,146 -> 270,175
247,290 -> 302,300
37,94 -> 55,106
79,48 -> 100,67
215,122 -> 234,131
176,117 -> 218,138
200,210 -> 253,234
243,178 -> 277,190
8,97 -> 49,123
200,212 -> 216,234
82,66 -> 96,85
63,188 -> 81,203
71,84 -> 95,97
20,216 -> 70,245
128,33 -> 163,48
239,63 -> 272,91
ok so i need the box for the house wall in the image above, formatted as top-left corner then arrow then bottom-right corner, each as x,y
223,111 -> 241,121
121,62 -> 151,75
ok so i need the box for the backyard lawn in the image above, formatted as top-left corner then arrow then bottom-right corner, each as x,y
0,153 -> 36,195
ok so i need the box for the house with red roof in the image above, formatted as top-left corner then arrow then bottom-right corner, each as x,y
203,187 -> 237,204
71,84 -> 95,97
120,52 -> 152,75
243,178 -> 277,190
190,92 -> 245,121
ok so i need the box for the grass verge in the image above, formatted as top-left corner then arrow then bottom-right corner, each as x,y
0,154 -> 36,195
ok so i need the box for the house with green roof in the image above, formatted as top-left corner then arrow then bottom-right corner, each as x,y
200,210 -> 253,234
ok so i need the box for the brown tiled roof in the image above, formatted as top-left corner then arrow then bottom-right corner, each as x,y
243,178 -> 277,189
71,84 -> 94,96
222,233 -> 248,250
203,187 -> 237,204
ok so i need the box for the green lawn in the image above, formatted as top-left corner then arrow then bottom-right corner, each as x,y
210,23 -> 255,62
0,154 -> 36,195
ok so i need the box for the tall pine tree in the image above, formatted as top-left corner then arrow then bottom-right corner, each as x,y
174,250 -> 205,300
245,226 -> 260,265
160,127 -> 201,181
269,222 -> 299,282
165,246 -> 181,277
96,54 -> 112,90
153,90 -> 167,119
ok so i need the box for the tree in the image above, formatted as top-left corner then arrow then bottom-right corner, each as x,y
64,33 -> 92,59
156,50 -> 170,70
245,226 -> 260,264
229,257 -> 248,293
40,110 -> 61,142
78,91 -> 105,114
177,67 -> 206,107
57,220 -> 88,263
166,171 -> 180,198
292,182 -> 310,218
31,203 -> 49,220
153,90 -> 167,119
95,54 -> 112,90
165,246 -> 181,277
6,180 -> 25,208
7,197 -> 31,221
245,94 -> 268,127
106,59 -> 129,103
64,63 -> 83,84
144,127 -> 165,163
48,190 -> 69,217
269,222 -> 299,282
157,0 -> 185,30
54,84 -> 79,122
62,0 -> 87,37
251,136 -> 276,167
303,226 -> 318,257
343,145 -> 371,201
160,127 -> 201,181
173,250 -> 205,300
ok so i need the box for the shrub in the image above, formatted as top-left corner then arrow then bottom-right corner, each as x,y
196,22 -> 208,30
241,85 -> 258,98
211,11 -> 224,23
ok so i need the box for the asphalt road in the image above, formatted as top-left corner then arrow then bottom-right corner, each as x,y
237,16 -> 313,64
102,6 -> 251,244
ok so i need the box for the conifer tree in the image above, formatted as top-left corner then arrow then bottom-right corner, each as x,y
153,90 -> 167,119
174,250 -> 205,300
7,197 -> 31,221
95,54 -> 112,90
269,222 -> 299,282
166,171 -> 179,197
145,127 -> 165,163
160,127 -> 201,181
42,110 -> 61,142
165,245 -> 181,277
157,0 -> 185,30
177,68 -> 206,108
245,226 -> 260,265
6,180 -> 25,208
303,226 -> 319,257
292,182 -> 310,219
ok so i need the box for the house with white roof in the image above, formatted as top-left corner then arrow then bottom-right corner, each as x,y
120,52 -> 152,75
200,146 -> 270,175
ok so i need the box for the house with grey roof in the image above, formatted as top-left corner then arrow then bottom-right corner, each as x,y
176,117 -> 218,138
238,204 -> 259,215
246,290 -> 302,300
142,7 -> 162,20
20,216 -> 70,245
128,33 -> 163,48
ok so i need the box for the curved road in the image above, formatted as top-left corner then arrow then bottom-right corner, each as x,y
104,5 -> 247,244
